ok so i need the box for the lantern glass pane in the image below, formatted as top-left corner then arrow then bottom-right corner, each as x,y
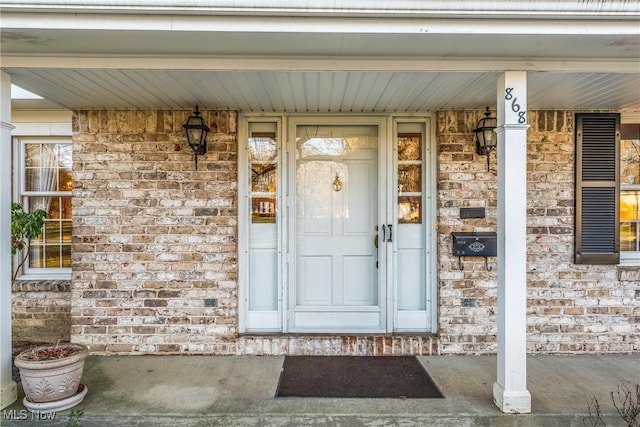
476,131 -> 486,149
483,128 -> 496,147
187,128 -> 204,144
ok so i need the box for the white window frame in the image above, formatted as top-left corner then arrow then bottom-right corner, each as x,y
13,136 -> 72,280
620,113 -> 640,266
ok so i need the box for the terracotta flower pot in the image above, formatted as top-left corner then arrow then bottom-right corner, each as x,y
14,343 -> 88,404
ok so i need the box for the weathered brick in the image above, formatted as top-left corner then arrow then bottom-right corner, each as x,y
68,110 -> 239,353
12,108 -> 634,357
436,109 -> 638,355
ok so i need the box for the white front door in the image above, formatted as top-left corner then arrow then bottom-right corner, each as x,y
240,114 -> 435,334
288,118 -> 387,332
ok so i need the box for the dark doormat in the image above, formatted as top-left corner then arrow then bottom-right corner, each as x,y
276,356 -> 444,398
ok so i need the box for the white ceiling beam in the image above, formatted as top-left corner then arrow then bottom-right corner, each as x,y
2,13 -> 639,35
3,56 -> 639,74
1,0 -> 638,18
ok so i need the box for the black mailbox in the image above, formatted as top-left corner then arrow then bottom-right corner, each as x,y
451,232 -> 497,257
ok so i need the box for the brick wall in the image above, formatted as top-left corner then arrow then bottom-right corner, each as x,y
12,280 -> 71,346
437,110 -> 639,354
436,110 -> 499,354
67,109 -> 638,355
71,110 -> 239,353
525,111 -> 638,353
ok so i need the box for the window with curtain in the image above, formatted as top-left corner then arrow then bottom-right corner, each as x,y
620,121 -> 640,264
19,139 -> 72,275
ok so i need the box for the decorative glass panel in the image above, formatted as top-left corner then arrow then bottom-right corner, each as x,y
251,163 -> 277,193
398,133 -> 422,161
251,196 -> 277,223
249,128 -> 277,224
301,137 -> 348,158
398,164 -> 421,193
397,130 -> 423,224
398,196 -> 422,224
297,125 -> 376,158
249,134 -> 277,162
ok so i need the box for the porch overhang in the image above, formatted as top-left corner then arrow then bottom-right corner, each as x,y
1,1 -> 639,111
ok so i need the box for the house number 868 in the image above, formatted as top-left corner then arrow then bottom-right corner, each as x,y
505,88 -> 527,124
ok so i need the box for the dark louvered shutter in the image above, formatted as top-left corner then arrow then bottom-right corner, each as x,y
575,113 -> 620,264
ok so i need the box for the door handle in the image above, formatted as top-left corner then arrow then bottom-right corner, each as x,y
381,224 -> 393,242
374,226 -> 380,268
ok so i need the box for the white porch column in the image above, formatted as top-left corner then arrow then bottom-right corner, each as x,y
0,71 -> 17,409
493,71 -> 531,413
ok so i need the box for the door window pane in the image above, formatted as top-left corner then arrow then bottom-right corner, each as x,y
398,164 -> 422,193
397,133 -> 423,224
398,196 -> 422,224
249,135 -> 277,162
249,130 -> 277,224
251,163 -> 277,193
398,133 -> 422,161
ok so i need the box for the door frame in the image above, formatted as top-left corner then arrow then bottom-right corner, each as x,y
238,113 -> 438,334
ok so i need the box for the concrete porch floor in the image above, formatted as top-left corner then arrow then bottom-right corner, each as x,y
3,354 -> 638,426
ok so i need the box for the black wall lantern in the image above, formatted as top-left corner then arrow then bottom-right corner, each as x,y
183,106 -> 210,170
473,106 -> 497,170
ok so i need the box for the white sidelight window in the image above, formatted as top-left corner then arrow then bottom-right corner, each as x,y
394,121 -> 434,331
240,119 -> 283,331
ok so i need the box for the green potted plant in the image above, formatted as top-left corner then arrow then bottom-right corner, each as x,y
11,202 -> 46,280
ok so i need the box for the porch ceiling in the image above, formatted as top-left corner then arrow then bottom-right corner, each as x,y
5,68 -> 640,112
2,7 -> 639,112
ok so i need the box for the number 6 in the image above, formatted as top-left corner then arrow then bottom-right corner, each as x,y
511,97 -> 520,113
